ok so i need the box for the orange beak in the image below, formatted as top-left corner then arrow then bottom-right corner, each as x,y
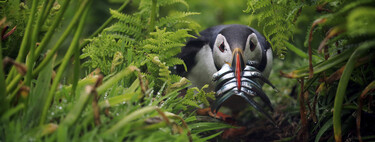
231,48 -> 245,91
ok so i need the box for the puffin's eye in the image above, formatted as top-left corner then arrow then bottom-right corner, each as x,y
218,42 -> 225,52
250,41 -> 255,51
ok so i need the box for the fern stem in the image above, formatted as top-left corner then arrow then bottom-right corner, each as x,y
148,0 -> 157,32
39,0 -> 91,126
333,41 -> 375,142
80,0 -> 131,49
6,0 -> 39,84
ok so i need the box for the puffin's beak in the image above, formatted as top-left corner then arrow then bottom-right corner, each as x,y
231,48 -> 245,91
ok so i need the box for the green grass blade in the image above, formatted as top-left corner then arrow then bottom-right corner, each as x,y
196,131 -> 223,142
5,0 -> 72,95
333,41 -> 375,142
96,66 -> 138,95
57,125 -> 68,142
24,53 -> 54,127
40,1 -> 91,125
104,106 -> 158,135
189,122 -> 234,134
315,118 -> 333,142
282,47 -> 356,78
33,0 -> 72,58
25,0 -> 49,86
41,0 -> 55,23
0,39 -> 7,114
1,104 -> 25,121
32,0 -> 88,75
60,85 -> 92,126
5,0 -> 39,84
283,41 -> 321,63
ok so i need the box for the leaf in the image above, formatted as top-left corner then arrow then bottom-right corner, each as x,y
315,118 -> 333,142
182,99 -> 201,108
283,41 -> 321,63
1,104 -> 25,121
195,131 -> 223,142
104,106 -> 158,135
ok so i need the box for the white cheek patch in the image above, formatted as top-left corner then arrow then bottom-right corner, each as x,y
262,48 -> 273,78
213,34 -> 232,67
244,33 -> 262,63
187,44 -> 217,91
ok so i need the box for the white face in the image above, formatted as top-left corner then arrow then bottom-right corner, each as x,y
244,33 -> 262,64
213,33 -> 264,68
212,34 -> 232,68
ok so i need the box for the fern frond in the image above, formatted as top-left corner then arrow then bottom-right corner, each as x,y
246,0 -> 302,58
109,32 -> 136,42
104,22 -> 143,39
109,9 -> 142,27
182,99 -> 201,108
157,12 -> 199,28
165,57 -> 185,67
157,0 -> 189,8
82,0 -> 200,90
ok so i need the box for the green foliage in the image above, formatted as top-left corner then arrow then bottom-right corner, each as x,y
140,28 -> 193,84
81,0 -> 199,76
281,0 -> 375,141
0,0 -> 230,142
0,0 -> 29,58
245,0 -> 303,58
184,84 -> 216,107
0,0 -> 60,59
2,0 -> 375,141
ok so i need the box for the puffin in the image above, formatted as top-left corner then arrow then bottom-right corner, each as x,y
176,24 -> 274,116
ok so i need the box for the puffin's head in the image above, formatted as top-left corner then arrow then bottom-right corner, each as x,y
212,25 -> 266,90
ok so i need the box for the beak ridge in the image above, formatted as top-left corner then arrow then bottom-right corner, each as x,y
231,48 -> 245,91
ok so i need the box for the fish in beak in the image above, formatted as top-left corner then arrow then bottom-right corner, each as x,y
211,47 -> 277,125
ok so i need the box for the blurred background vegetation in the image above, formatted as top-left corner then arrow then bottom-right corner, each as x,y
1,0 -> 375,141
